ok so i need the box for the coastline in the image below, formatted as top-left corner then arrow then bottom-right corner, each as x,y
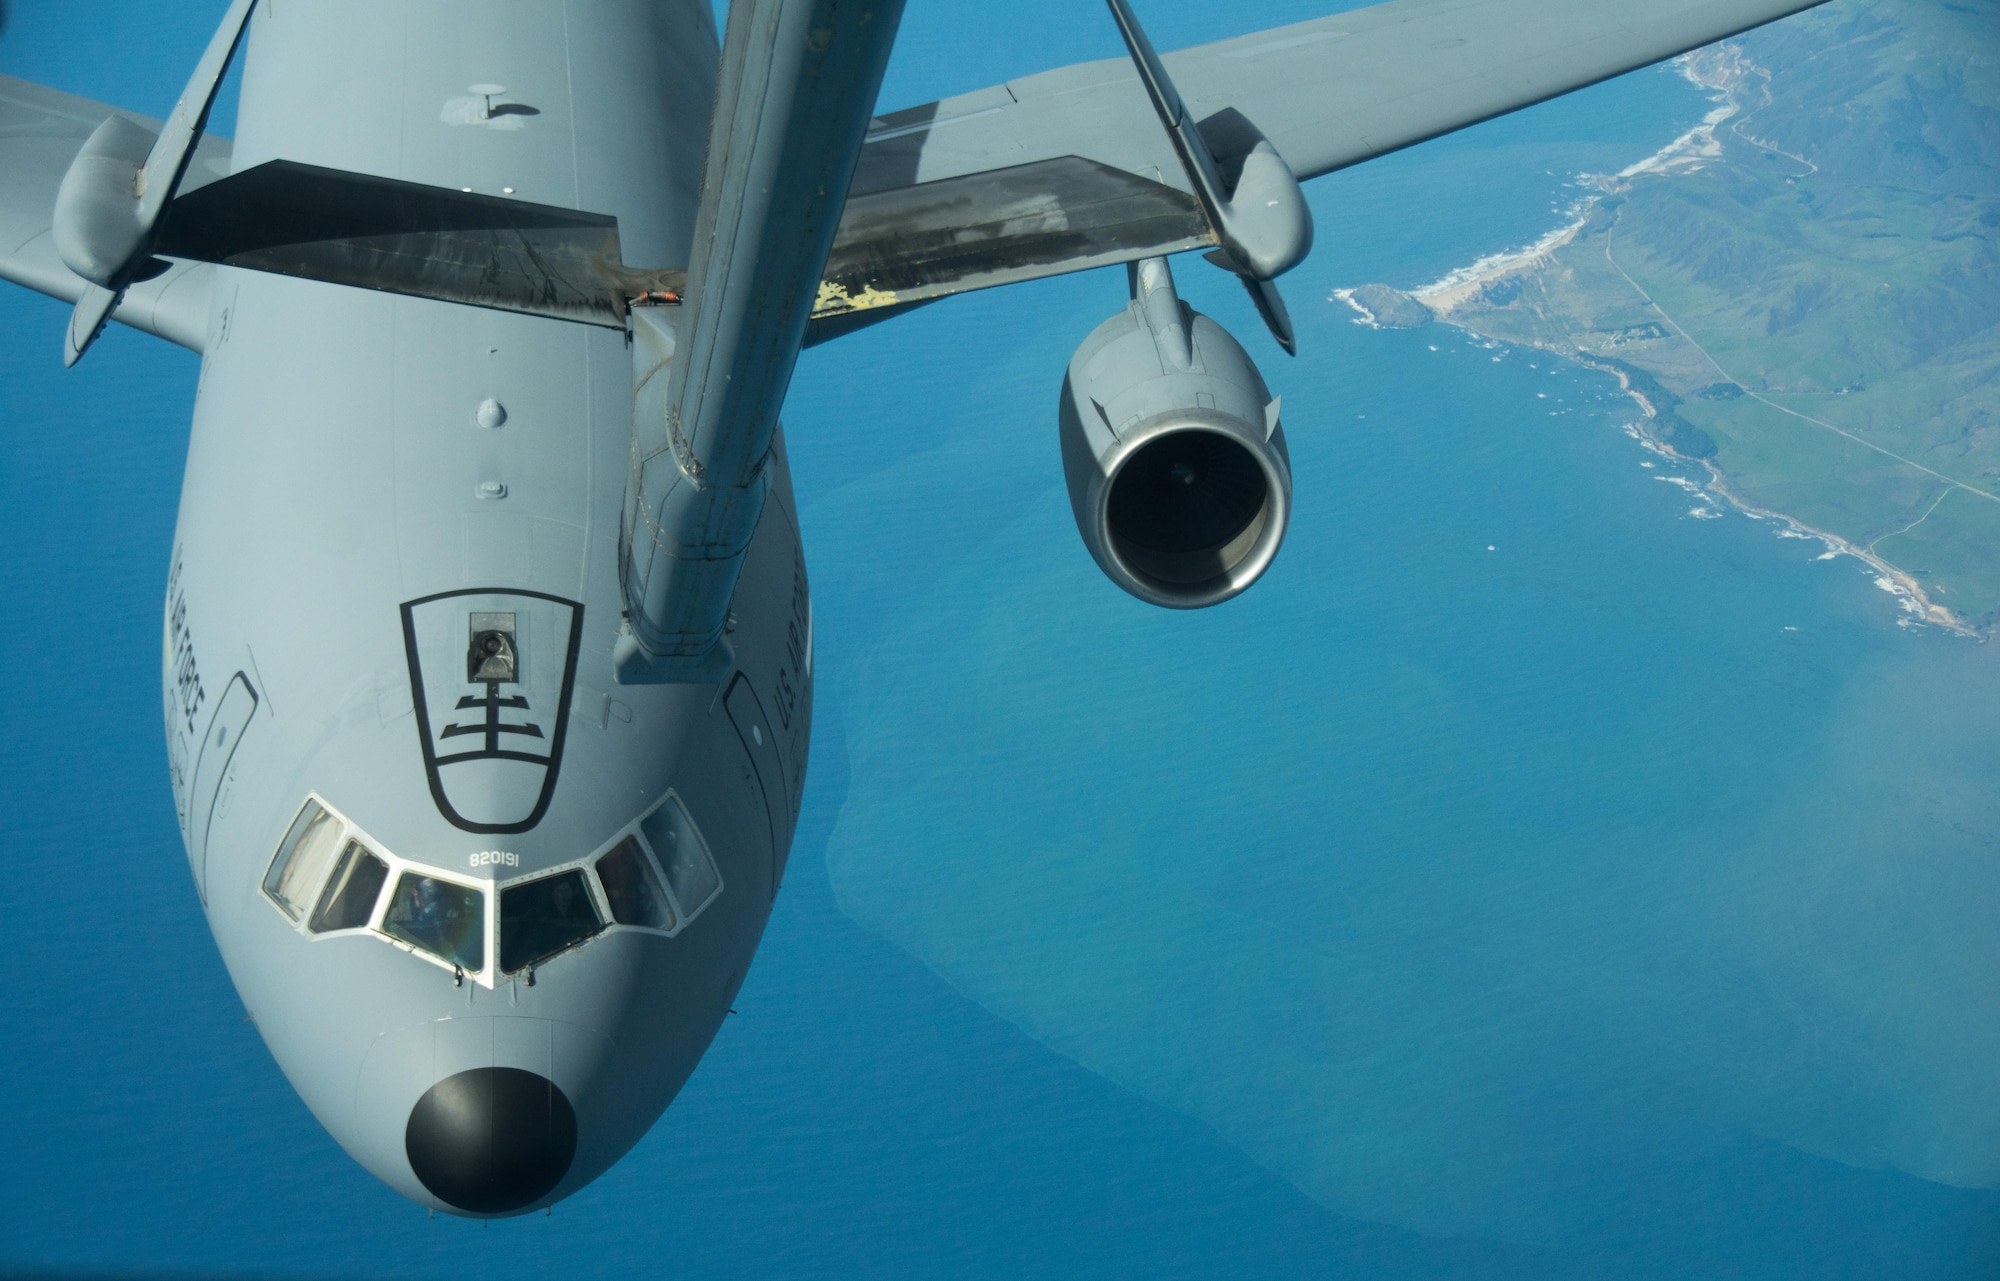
1581,355 -> 1975,637
1331,47 -> 1981,640
1408,46 -> 1746,316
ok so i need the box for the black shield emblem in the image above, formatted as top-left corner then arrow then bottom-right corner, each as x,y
401,588 -> 585,834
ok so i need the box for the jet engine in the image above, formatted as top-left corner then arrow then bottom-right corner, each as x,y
1059,258 -> 1290,608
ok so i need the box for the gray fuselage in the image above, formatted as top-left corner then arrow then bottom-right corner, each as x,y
161,0 -> 812,1215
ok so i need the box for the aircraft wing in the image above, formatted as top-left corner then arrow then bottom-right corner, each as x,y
817,0 -> 1827,318
0,74 -> 226,352
2,0 -> 1830,348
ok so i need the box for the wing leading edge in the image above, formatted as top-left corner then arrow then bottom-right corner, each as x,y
820,0 -> 1830,319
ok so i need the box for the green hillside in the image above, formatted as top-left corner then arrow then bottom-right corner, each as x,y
1429,0 -> 2000,629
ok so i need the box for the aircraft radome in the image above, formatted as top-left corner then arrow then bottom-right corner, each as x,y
0,0 -> 1829,1217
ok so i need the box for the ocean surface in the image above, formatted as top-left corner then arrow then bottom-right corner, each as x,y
3,1 -> 1999,1277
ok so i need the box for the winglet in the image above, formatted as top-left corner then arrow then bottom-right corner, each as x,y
64,284 -> 121,368
1103,0 -> 1314,278
54,0 -> 256,365
1241,275 -> 1296,357
1105,0 -> 1311,352
137,0 -> 259,229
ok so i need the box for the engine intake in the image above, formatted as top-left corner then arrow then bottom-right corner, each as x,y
1059,259 -> 1290,608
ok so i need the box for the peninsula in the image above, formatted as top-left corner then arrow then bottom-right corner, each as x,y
1338,0 -> 2000,635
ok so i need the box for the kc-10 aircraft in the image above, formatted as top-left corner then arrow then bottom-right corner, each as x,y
0,0 -> 1825,1217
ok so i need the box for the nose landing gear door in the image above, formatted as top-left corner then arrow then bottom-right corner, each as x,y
723,674 -> 789,896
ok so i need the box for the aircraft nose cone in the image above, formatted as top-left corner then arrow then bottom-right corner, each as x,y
405,1067 -> 577,1214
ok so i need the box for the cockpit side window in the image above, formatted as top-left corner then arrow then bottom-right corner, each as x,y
500,870 -> 604,972
595,837 -> 675,931
264,801 -> 345,921
641,794 -> 722,919
308,841 -> 390,934
382,873 -> 485,973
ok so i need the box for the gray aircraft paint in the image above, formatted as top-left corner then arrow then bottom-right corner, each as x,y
0,0 -> 1836,1220
161,0 -> 813,1214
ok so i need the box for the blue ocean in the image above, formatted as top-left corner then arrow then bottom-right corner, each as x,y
4,1 -> 1998,1276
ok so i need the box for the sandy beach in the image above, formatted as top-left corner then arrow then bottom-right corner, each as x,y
1333,46 -> 1981,639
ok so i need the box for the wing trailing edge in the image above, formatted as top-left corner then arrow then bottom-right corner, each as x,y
1,0 -> 1835,350
156,161 -> 682,328
147,156 -> 1211,333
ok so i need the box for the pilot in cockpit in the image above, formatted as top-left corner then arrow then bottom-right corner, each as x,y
384,874 -> 477,965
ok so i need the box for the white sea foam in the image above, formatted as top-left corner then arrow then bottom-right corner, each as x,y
1330,288 -> 1380,328
1620,424 -> 1677,460
1407,50 -> 1743,308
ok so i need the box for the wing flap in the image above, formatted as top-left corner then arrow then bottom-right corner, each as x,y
818,155 -> 1210,316
156,159 -> 680,328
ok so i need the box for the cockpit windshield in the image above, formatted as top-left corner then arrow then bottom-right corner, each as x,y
641,794 -> 722,918
261,791 -> 721,984
309,841 -> 389,934
596,837 -> 675,931
381,873 -> 485,973
499,871 -> 603,972
263,802 -> 345,922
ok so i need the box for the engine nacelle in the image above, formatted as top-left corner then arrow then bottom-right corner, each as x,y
1059,260 -> 1291,609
